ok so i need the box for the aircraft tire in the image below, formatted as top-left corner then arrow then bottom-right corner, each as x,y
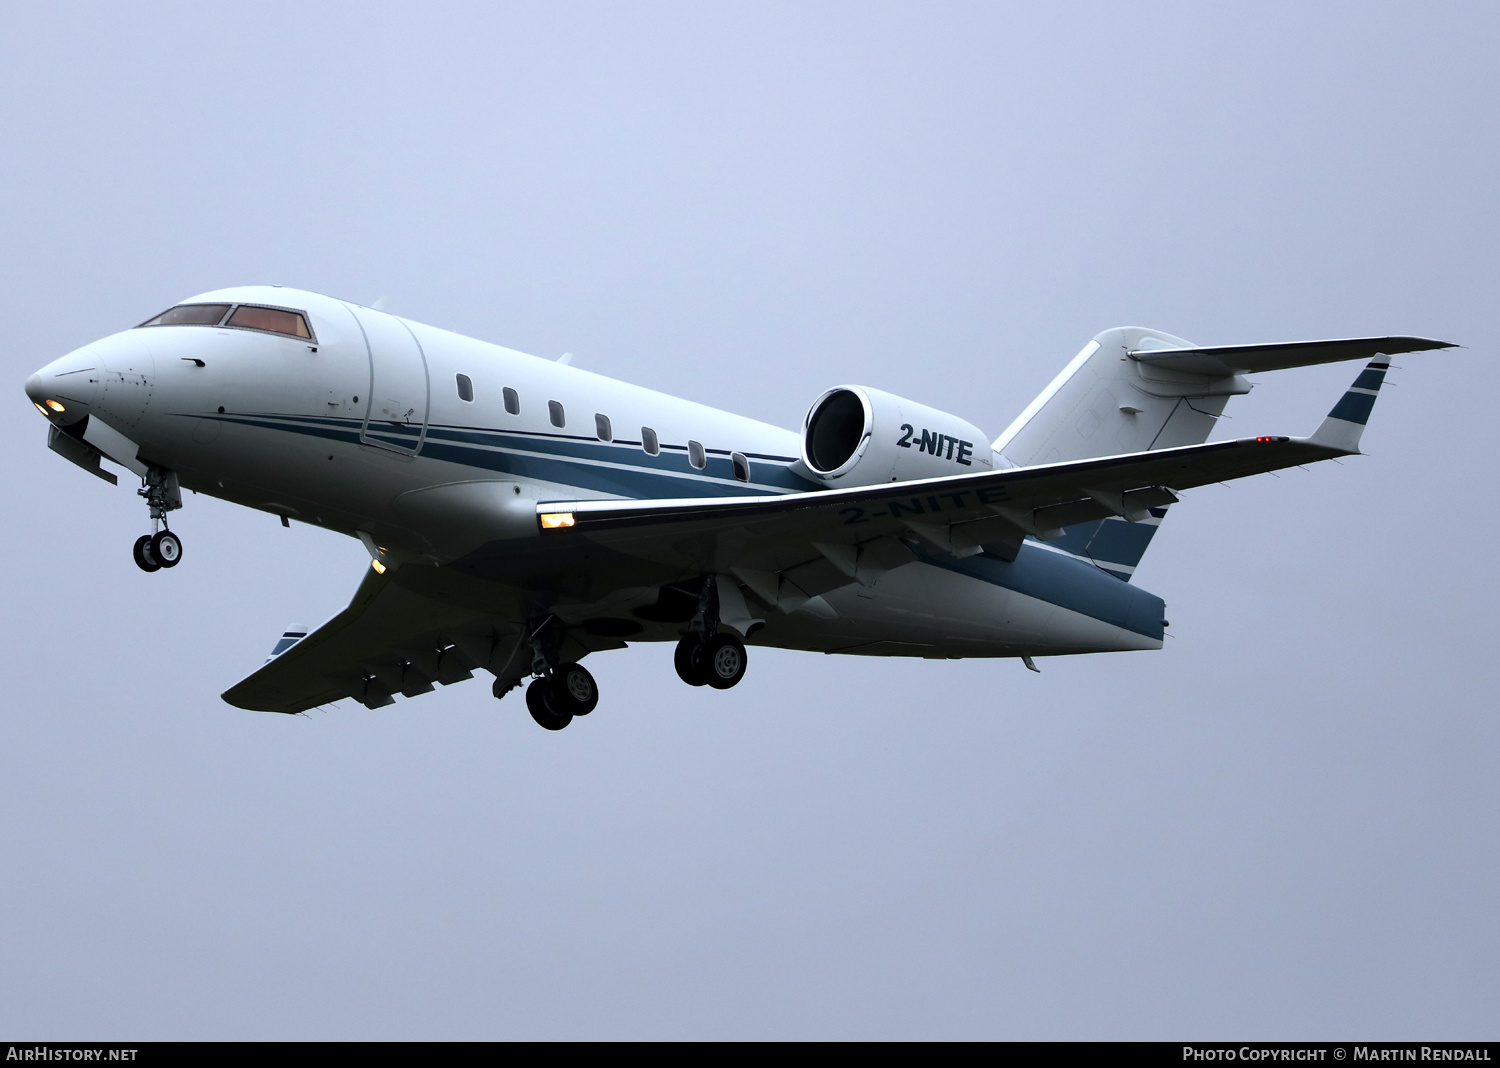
132,534 -> 161,573
151,530 -> 183,568
704,633 -> 747,690
674,636 -> 710,686
526,678 -> 572,730
553,663 -> 599,716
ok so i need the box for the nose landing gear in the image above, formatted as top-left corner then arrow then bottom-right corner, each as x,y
132,466 -> 184,573
131,530 -> 183,572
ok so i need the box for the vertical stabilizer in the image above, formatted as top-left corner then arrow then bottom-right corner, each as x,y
996,327 -> 1252,581
994,327 -> 1251,468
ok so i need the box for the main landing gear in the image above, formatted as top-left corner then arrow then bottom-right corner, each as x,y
513,617 -> 599,731
673,575 -> 748,690
132,466 -> 184,573
525,664 -> 598,730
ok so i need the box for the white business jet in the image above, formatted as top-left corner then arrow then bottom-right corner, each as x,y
25,286 -> 1450,729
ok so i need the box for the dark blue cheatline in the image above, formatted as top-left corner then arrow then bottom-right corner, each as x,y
176,411 -> 816,499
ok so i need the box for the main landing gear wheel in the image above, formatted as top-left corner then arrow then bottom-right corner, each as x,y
675,636 -> 710,686
132,534 -> 160,573
526,678 -> 572,731
553,663 -> 599,716
675,633 -> 748,689
703,633 -> 747,690
151,530 -> 183,568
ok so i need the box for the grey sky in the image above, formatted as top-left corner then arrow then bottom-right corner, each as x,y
2,1 -> 1495,1039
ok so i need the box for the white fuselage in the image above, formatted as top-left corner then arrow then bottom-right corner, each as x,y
27,285 -> 1164,660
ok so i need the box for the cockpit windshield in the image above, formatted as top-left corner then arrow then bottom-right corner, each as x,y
139,304 -> 230,327
137,302 -> 315,341
227,305 -> 312,339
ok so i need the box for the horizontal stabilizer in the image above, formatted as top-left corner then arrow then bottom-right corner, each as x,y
1129,336 -> 1453,377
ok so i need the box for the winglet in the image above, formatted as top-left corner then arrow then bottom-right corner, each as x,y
1309,358 -> 1392,454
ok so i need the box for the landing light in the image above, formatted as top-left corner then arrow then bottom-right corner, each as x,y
540,512 -> 576,530
34,402 -> 48,416
45,399 -> 65,413
370,559 -> 387,574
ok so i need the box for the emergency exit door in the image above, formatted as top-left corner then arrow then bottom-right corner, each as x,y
353,305 -> 430,455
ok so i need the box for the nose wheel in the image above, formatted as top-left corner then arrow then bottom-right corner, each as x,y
132,529 -> 183,572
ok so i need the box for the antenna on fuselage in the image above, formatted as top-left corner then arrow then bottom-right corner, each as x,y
556,352 -> 574,366
370,296 -> 390,311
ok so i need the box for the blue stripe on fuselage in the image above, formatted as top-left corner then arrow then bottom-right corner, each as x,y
185,412 -> 817,498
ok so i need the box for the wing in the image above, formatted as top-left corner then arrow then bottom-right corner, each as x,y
222,567 -> 487,713
531,358 -> 1404,610
223,559 -> 638,714
224,546 -> 634,712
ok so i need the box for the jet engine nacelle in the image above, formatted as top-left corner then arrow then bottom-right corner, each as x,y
801,385 -> 992,487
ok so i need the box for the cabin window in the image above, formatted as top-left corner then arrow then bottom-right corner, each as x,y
456,374 -> 473,402
226,305 -> 313,339
595,413 -> 612,442
139,304 -> 231,328
688,439 -> 706,469
548,400 -> 565,428
641,427 -> 659,456
731,451 -> 750,482
503,387 -> 520,415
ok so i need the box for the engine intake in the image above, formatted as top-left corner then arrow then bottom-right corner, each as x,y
801,385 -> 992,487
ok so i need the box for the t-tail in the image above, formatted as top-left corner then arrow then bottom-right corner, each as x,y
993,329 -> 1453,581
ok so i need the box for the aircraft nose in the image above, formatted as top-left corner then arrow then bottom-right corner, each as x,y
26,351 -> 99,426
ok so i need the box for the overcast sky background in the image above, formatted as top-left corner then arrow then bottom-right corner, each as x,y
2,1 -> 1496,1040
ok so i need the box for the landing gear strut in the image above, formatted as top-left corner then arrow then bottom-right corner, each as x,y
133,466 -> 184,573
673,575 -> 748,690
518,617 -> 599,730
